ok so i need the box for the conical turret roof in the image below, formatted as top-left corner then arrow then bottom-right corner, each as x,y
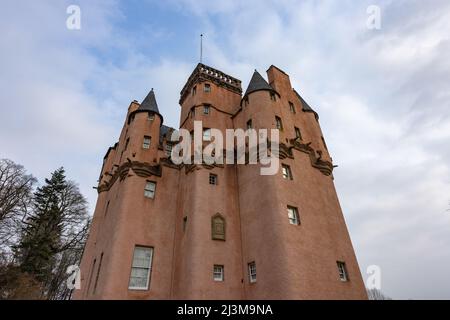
139,88 -> 160,114
244,70 -> 275,96
128,88 -> 163,125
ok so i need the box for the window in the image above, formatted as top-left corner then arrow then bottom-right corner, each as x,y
270,92 -> 276,101
337,261 -> 348,282
289,101 -> 296,114
165,144 -> 172,157
248,262 -> 257,283
203,128 -> 211,141
204,83 -> 211,93
86,258 -> 96,295
321,136 -> 328,151
93,252 -> 103,294
144,181 -> 156,199
209,173 -> 217,185
287,206 -> 300,225
213,265 -> 224,282
129,246 -> 153,290
282,164 -> 293,180
192,86 -> 197,96
295,127 -> 302,140
148,113 -> 155,121
203,105 -> 210,115
191,106 -> 196,118
211,214 -> 225,240
143,136 -> 151,149
104,201 -> 110,216
183,216 -> 187,232
275,116 -> 283,130
247,119 -> 253,130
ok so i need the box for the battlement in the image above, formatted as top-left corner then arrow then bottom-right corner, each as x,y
179,63 -> 242,104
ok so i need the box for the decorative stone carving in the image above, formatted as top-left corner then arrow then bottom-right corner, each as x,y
211,213 -> 226,241
97,161 -> 161,193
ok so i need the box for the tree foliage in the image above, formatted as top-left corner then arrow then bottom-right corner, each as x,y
0,161 -> 90,300
0,159 -> 36,250
367,288 -> 392,300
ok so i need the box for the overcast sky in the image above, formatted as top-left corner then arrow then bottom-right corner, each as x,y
1,0 -> 450,299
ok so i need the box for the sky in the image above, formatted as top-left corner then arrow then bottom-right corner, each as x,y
1,0 -> 450,299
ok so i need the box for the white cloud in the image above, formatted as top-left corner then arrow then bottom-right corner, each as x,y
1,0 -> 450,299
171,0 -> 450,299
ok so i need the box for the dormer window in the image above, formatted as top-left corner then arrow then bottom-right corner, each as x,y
204,83 -> 211,93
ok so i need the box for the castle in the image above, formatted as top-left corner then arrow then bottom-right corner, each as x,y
73,63 -> 367,299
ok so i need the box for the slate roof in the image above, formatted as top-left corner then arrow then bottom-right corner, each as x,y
244,70 -> 275,96
159,125 -> 175,145
293,89 -> 319,120
139,89 -> 160,114
128,88 -> 164,125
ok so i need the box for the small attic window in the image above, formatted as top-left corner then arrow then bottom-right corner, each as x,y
275,116 -> 283,130
148,113 -> 155,121
289,102 -> 296,114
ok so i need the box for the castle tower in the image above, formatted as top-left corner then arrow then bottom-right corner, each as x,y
74,89 -> 179,299
73,63 -> 367,300
233,66 -> 364,299
171,64 -> 245,299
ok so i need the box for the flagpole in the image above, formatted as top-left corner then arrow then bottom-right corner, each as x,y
200,34 -> 203,64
